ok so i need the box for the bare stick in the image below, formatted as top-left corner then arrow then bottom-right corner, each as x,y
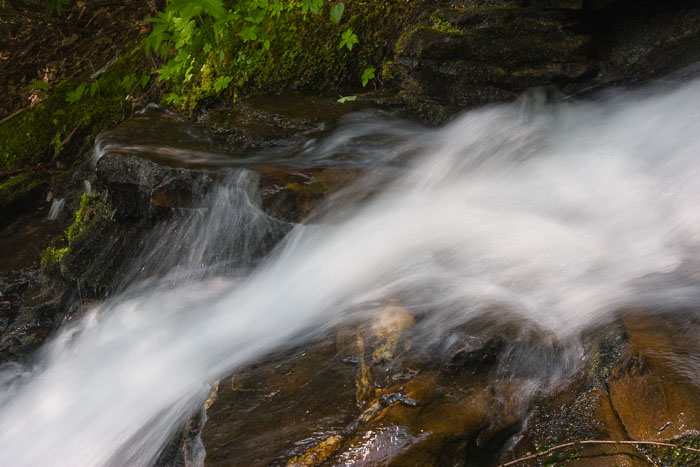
0,95 -> 48,126
0,106 -> 27,125
500,440 -> 700,466
90,56 -> 119,80
56,123 -> 81,150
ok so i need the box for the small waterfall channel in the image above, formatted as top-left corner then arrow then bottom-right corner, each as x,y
1,76 -> 700,466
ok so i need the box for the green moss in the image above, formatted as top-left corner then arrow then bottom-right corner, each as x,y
0,173 -> 44,204
0,44 -> 152,171
0,173 -> 47,219
40,246 -> 67,268
66,192 -> 112,242
429,15 -> 461,34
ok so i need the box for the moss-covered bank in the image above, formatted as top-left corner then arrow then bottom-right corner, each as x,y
0,46 -> 154,171
0,173 -> 48,220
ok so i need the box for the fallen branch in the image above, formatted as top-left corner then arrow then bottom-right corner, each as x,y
0,96 -> 48,125
0,106 -> 27,125
56,123 -> 81,150
500,440 -> 700,466
0,161 -> 64,179
90,56 -> 119,80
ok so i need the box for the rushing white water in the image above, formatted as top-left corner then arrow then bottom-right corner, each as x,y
2,76 -> 700,466
47,197 -> 65,221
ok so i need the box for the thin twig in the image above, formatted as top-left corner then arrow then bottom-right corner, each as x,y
56,123 -> 81,150
644,452 -> 661,467
0,106 -> 27,125
90,56 -> 119,80
0,95 -> 48,125
500,440 -> 700,466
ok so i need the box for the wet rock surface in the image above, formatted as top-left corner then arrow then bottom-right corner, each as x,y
0,100 -> 373,363
498,311 -> 700,466
2,7 -> 700,456
387,0 -> 700,121
201,303 -> 537,466
608,312 -> 700,441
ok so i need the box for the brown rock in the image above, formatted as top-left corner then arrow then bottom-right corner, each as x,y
608,312 -> 700,440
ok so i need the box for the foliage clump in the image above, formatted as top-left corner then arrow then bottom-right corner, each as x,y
146,0 -> 408,110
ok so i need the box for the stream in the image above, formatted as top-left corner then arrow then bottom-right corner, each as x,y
1,76 -> 700,466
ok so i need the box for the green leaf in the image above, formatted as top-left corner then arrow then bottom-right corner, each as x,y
241,25 -> 260,42
140,75 -> 151,89
26,79 -> 50,92
89,81 -> 99,97
330,3 -> 344,24
120,74 -> 138,92
213,75 -> 232,92
337,95 -> 357,104
65,83 -> 86,104
300,0 -> 323,15
361,66 -> 376,87
164,92 -> 180,105
339,28 -> 359,51
44,0 -> 71,21
269,0 -> 283,18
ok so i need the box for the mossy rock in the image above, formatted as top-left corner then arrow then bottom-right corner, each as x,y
45,192 -> 135,295
40,246 -> 67,279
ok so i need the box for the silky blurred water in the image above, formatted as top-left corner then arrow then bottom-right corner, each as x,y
1,76 -> 700,466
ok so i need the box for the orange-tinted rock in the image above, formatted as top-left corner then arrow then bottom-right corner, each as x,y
286,435 -> 343,467
608,312 -> 700,440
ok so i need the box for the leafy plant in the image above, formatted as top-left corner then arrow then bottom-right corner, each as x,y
339,28 -> 358,51
50,127 -> 65,157
329,2 -> 344,24
301,0 -> 323,15
361,66 -> 375,87
45,0 -> 71,20
213,75 -> 232,92
146,0 -> 371,109
65,83 -> 86,104
120,74 -> 138,92
26,79 -> 50,92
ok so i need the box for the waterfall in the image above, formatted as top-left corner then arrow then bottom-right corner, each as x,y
1,76 -> 700,466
